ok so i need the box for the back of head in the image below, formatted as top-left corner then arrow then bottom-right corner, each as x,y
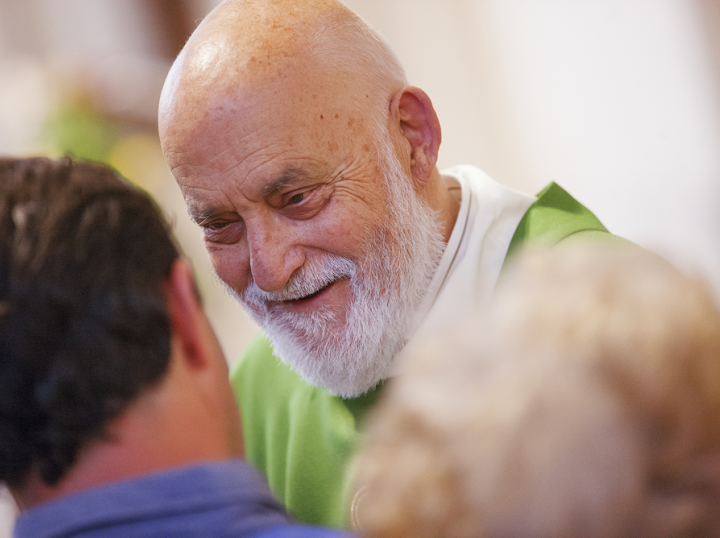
355,245 -> 720,537
0,157 -> 179,490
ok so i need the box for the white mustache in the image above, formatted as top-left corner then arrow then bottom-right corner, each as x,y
242,255 -> 356,304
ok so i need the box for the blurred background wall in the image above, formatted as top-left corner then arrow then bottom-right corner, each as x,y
1,0 -> 719,534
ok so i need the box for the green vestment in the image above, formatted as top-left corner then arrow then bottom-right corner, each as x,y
229,182 -> 625,528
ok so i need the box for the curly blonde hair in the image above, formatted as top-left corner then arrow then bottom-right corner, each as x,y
355,245 -> 720,537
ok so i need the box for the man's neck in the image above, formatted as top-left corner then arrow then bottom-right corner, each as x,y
428,168 -> 461,242
14,384 -> 234,510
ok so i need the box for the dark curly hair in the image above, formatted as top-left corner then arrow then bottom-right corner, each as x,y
0,156 -> 180,488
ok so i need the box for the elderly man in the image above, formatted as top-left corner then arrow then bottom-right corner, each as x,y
158,0 -> 627,527
0,157 -> 350,538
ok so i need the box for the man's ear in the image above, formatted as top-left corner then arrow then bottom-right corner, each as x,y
394,86 -> 442,185
166,259 -> 208,370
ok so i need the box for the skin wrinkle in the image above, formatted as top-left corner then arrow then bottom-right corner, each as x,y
183,149 -> 383,235
190,176 -> 377,231
159,0 -> 459,395
168,90 -> 292,175
261,167 -> 321,198
175,104 -> 363,193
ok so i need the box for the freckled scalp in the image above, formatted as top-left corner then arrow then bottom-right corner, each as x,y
160,0 -> 407,134
180,0 -> 348,86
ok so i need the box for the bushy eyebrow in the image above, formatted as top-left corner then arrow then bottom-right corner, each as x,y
261,167 -> 312,197
186,163 -> 331,223
187,203 -> 223,224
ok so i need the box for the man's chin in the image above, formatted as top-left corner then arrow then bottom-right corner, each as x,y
264,329 -> 394,399
295,364 -> 389,399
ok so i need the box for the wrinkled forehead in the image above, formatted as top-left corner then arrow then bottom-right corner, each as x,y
163,61 -> 380,174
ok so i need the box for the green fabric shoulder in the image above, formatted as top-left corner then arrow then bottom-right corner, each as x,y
504,182 -> 629,269
229,334 -> 382,528
503,182 -> 630,269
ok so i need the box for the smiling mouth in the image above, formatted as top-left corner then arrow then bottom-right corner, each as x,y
289,281 -> 334,303
265,280 -> 337,310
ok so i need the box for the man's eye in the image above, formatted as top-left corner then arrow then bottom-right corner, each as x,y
287,192 -> 305,205
199,219 -> 244,245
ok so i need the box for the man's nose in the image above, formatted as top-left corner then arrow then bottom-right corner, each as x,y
246,219 -> 303,293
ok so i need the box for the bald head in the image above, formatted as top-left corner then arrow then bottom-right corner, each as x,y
157,0 -> 455,397
159,0 -> 407,146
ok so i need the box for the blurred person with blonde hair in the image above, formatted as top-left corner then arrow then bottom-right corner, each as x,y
354,245 -> 720,537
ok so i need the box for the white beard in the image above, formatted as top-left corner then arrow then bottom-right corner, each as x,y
237,134 -> 445,398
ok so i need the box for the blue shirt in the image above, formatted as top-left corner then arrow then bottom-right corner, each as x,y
13,460 -> 354,537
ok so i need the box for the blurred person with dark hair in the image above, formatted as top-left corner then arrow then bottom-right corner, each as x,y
0,156 -> 351,537
354,245 -> 720,537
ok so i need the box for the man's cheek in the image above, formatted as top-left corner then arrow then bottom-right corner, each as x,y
211,254 -> 250,295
